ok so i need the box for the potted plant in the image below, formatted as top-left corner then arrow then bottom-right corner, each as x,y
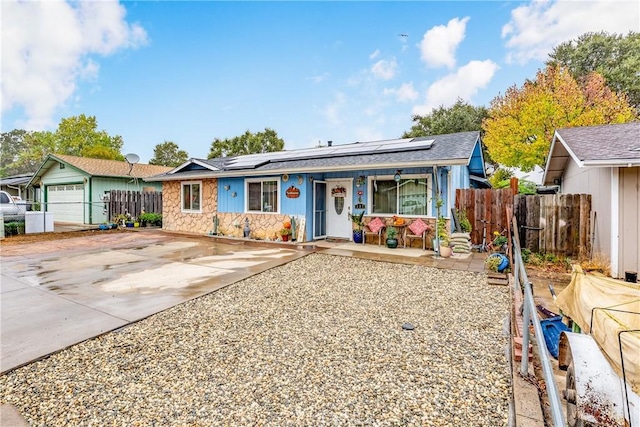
113,213 -> 128,227
386,226 -> 398,248
437,214 -> 451,257
348,211 -> 365,243
492,231 -> 508,252
280,220 -> 292,241
280,227 -> 292,241
439,237 -> 452,257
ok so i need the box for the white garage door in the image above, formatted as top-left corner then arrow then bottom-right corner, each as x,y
47,184 -> 85,223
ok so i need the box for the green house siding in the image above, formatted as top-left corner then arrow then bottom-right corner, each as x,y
39,163 -> 163,224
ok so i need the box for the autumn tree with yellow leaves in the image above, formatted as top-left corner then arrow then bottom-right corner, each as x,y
482,66 -> 637,172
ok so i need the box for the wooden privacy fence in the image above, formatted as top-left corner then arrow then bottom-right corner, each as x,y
109,190 -> 162,220
455,187 -> 517,245
513,194 -> 591,258
456,184 -> 592,257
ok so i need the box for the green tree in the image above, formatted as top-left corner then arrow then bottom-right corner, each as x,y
1,129 -> 29,176
208,128 -> 285,158
17,131 -> 59,173
149,141 -> 189,167
56,114 -> 124,160
482,66 -> 636,172
547,31 -> 640,110
0,115 -> 125,176
402,98 -> 488,138
402,99 -> 494,167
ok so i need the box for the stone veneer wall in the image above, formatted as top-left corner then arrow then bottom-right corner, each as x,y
162,179 -> 218,235
214,213 -> 297,241
162,179 -> 302,240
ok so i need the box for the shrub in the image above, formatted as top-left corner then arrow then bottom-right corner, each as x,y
139,213 -> 162,226
457,208 -> 472,233
4,221 -> 24,236
485,255 -> 503,272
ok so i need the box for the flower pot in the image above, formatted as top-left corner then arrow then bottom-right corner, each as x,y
282,234 -> 290,242
439,245 -> 452,258
353,230 -> 363,244
386,238 -> 398,249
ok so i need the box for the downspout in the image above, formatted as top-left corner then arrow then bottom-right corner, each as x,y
610,168 -> 619,278
434,165 -> 440,256
88,177 -> 93,224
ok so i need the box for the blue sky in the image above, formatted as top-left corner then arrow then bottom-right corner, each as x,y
2,0 -> 638,163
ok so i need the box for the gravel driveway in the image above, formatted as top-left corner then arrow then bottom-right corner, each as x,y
1,253 -> 511,426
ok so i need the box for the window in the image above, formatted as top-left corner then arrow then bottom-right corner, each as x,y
246,179 -> 279,213
181,181 -> 201,212
370,176 -> 431,216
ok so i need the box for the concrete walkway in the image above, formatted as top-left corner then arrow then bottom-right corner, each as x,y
1,231 -> 310,373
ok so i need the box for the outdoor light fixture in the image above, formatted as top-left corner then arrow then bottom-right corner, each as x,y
223,185 -> 230,191
394,170 -> 402,182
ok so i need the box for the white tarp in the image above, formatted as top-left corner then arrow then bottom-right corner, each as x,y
556,265 -> 640,394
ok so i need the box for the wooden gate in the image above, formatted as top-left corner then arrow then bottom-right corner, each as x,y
514,194 -> 591,258
456,182 -> 591,257
455,187 -> 516,245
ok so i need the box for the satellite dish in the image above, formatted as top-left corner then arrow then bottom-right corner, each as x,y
125,153 -> 140,164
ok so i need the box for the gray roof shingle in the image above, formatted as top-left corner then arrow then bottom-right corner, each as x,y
151,132 -> 480,180
556,122 -> 640,161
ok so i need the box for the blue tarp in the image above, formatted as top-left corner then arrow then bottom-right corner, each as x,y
540,315 -> 571,359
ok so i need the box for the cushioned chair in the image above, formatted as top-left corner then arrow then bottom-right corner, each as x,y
362,217 -> 385,245
404,218 -> 433,250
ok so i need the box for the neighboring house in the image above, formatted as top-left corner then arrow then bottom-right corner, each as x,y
27,154 -> 171,224
0,173 -> 36,201
147,131 -> 488,243
543,122 -> 640,279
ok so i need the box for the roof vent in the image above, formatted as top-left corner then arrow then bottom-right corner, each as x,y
328,140 -> 333,147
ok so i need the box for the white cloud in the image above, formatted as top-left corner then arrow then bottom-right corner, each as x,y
419,17 -> 470,69
307,72 -> 329,84
369,49 -> 381,60
412,60 -> 499,115
383,82 -> 419,102
323,92 -> 347,126
502,0 -> 639,64
1,0 -> 147,130
370,58 -> 398,80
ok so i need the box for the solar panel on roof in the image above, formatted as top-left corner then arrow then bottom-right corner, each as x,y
221,138 -> 435,170
375,139 -> 434,154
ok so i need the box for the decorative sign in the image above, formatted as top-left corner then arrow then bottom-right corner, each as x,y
355,203 -> 366,210
285,186 -> 300,198
331,185 -> 346,198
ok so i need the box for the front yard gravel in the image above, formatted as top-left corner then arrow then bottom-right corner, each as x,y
1,253 -> 511,426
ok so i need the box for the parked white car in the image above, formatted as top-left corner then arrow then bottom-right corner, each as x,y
0,190 -> 27,221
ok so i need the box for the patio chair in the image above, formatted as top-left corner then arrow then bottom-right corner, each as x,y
404,218 -> 433,250
362,217 -> 385,245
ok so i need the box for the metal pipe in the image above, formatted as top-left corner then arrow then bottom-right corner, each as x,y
212,214 -> 219,235
512,219 -> 566,426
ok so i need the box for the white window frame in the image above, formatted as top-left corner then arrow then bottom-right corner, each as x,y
368,174 -> 432,217
245,178 -> 280,213
181,181 -> 202,213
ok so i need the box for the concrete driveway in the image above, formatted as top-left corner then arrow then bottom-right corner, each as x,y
1,230 -> 310,373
